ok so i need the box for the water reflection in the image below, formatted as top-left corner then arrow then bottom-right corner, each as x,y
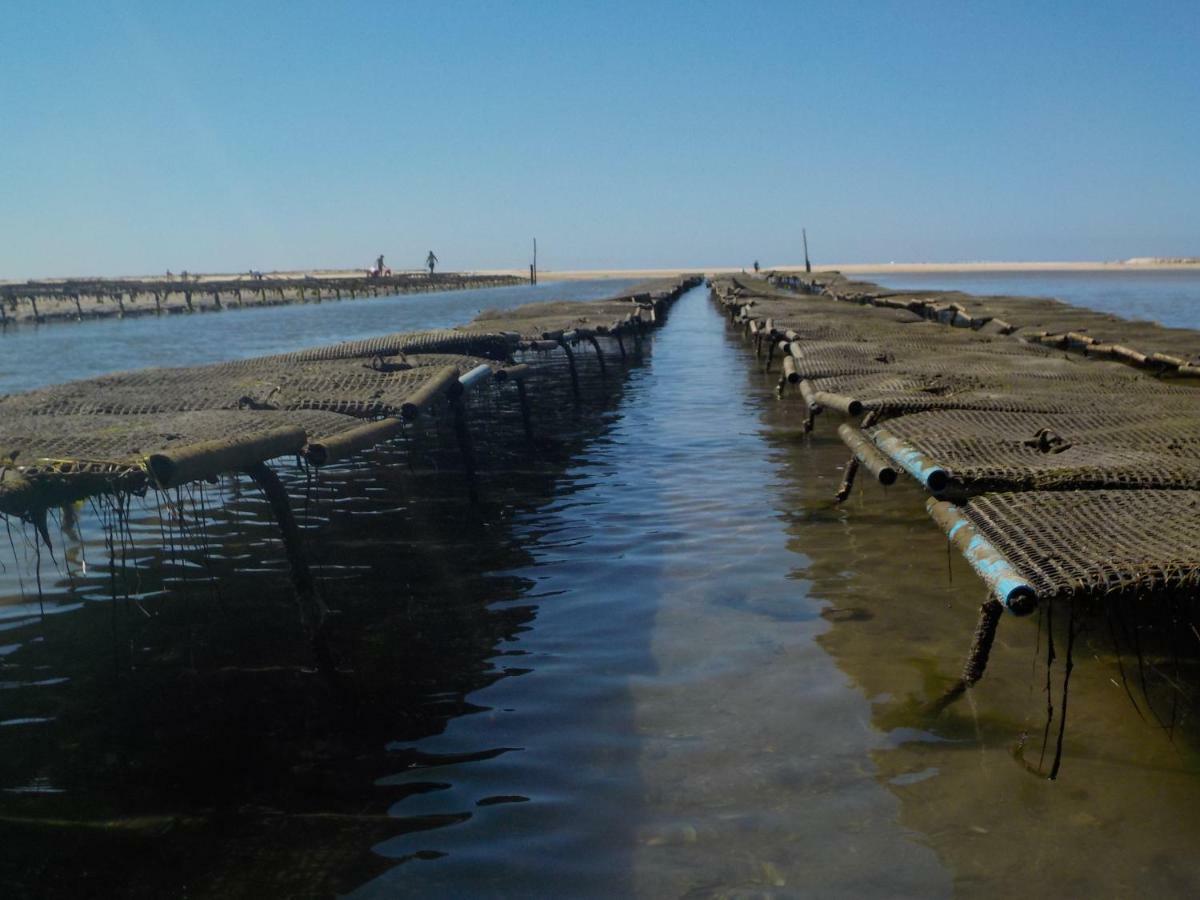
0,344 -> 642,896
755,335 -> 1200,894
361,288 -> 949,896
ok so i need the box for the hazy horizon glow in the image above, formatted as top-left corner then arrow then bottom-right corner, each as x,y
2,1 -> 1197,279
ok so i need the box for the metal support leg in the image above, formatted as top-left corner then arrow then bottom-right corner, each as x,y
834,411 -> 878,502
451,398 -> 479,502
515,379 -> 534,442
926,597 -> 1005,716
560,340 -> 581,397
240,462 -> 332,666
961,598 -> 1004,686
586,335 -> 607,378
834,457 -> 860,502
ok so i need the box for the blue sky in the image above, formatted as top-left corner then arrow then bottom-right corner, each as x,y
1,1 -> 1197,277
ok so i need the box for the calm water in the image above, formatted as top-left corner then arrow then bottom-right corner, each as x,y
3,277 -> 1200,896
862,268 -> 1200,330
0,278 -> 638,395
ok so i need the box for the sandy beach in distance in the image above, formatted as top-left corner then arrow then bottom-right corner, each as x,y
479,258 -> 1200,282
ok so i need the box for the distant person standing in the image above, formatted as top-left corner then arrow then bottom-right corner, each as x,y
426,250 -> 438,275
376,254 -> 385,276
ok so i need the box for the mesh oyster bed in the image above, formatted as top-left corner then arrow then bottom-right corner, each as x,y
714,272 -> 1200,610
716,271 -> 1200,773
0,272 -> 525,325
0,278 -> 699,523
715,274 -> 1200,739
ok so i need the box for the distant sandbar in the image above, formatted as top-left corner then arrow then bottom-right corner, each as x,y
482,259 -> 1200,282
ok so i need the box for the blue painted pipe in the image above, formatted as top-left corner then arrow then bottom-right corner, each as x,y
927,498 -> 1038,614
872,430 -> 950,493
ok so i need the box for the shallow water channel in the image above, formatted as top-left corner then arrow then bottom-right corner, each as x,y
4,284 -> 1200,896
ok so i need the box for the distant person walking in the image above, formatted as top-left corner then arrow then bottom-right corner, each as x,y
426,251 -> 439,275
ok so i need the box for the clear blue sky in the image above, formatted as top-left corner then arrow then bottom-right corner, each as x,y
2,1 -> 1197,277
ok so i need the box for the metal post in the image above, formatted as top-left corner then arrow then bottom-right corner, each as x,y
586,334 -> 607,377
515,379 -> 534,441
240,461 -> 329,630
451,398 -> 479,502
559,340 -> 581,397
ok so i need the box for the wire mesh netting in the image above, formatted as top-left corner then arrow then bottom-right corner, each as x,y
715,273 -> 1200,606
872,409 -> 1200,492
0,279 -> 697,519
958,490 -> 1200,600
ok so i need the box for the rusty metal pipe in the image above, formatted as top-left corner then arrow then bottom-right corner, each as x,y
781,356 -> 800,384
400,365 -> 460,421
811,391 -> 863,417
147,426 -> 307,490
495,363 -> 531,383
303,417 -> 404,466
837,424 -> 897,485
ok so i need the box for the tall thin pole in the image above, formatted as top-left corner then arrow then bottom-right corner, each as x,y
803,228 -> 811,274
532,237 -> 538,285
